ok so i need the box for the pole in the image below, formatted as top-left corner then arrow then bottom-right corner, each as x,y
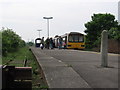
47,19 -> 49,38
39,31 -> 40,38
101,30 -> 108,67
37,30 -> 42,38
43,17 -> 53,39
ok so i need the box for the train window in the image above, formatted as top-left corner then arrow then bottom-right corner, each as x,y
36,40 -> 41,43
68,34 -> 84,42
79,36 -> 84,42
69,35 -> 74,42
74,35 -> 79,42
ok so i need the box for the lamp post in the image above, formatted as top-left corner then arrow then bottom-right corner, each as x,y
43,17 -> 53,38
37,30 -> 42,38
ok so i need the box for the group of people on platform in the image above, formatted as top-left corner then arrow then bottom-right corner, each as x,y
39,36 -> 66,50
45,37 -> 54,49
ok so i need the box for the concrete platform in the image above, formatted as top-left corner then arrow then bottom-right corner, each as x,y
31,47 -> 90,88
31,47 -> 119,89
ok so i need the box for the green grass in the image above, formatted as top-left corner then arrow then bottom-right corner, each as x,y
3,46 -> 31,65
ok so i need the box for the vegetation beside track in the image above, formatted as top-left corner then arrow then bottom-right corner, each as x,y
2,46 -> 48,89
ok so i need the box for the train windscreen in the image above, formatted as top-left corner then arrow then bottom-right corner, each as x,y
68,34 -> 84,42
36,40 -> 41,43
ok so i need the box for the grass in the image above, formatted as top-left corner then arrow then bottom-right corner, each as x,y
2,46 -> 48,89
3,47 -> 31,65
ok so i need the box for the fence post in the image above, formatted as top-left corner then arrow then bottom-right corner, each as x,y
101,30 -> 108,67
23,56 -> 27,67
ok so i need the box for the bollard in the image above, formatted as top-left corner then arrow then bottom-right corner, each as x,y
100,30 -> 108,67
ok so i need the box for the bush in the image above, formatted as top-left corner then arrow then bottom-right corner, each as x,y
2,28 -> 25,56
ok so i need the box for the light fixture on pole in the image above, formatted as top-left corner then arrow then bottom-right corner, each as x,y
43,17 -> 53,38
37,30 -> 42,38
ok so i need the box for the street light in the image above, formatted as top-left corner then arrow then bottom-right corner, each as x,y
43,17 -> 53,38
37,30 -> 42,38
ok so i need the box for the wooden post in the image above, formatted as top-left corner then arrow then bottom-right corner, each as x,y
101,30 -> 108,67
23,59 -> 27,67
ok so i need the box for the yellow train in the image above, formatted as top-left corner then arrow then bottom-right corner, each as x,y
54,32 -> 85,49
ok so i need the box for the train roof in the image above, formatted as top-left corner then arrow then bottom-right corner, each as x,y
54,32 -> 84,38
61,32 -> 84,37
69,32 -> 84,35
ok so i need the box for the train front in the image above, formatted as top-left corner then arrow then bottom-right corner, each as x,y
67,32 -> 85,49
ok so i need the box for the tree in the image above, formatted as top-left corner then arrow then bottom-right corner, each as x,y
84,13 -> 119,48
2,28 -> 25,56
27,41 -> 34,46
108,27 -> 120,40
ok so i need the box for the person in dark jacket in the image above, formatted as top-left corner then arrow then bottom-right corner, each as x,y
41,37 -> 44,49
46,38 -> 50,49
49,38 -> 53,49
58,36 -> 62,49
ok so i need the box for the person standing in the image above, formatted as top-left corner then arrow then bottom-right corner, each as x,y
49,38 -> 53,49
63,41 -> 66,49
58,36 -> 62,49
46,38 -> 50,49
41,37 -> 44,49
41,37 -> 44,48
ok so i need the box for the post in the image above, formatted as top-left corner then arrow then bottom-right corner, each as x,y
47,19 -> 49,38
43,17 -> 53,39
101,30 -> 108,67
37,30 -> 42,38
118,1 -> 120,25
23,56 -> 27,67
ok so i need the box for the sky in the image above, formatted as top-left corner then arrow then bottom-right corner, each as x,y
0,0 -> 119,42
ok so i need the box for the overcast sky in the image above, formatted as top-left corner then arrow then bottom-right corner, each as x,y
0,0 -> 119,42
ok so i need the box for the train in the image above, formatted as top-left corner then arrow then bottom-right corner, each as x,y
54,32 -> 85,49
35,38 -> 41,47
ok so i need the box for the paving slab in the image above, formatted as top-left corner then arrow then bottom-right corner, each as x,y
31,47 -> 91,88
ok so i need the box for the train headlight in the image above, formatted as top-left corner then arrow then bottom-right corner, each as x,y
68,45 -> 71,47
81,45 -> 84,47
